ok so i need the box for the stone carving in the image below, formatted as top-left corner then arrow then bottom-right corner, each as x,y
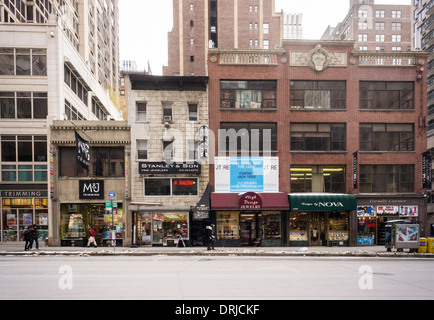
290,45 -> 347,71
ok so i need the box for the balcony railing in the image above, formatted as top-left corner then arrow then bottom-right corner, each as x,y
352,50 -> 428,67
210,48 -> 286,66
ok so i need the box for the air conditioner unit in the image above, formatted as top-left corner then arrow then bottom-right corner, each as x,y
163,115 -> 172,122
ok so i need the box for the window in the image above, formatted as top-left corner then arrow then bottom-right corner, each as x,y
392,10 -> 402,18
0,48 -> 47,76
1,135 -> 47,182
291,166 -> 346,193
144,178 -> 198,196
59,147 -> 124,177
188,103 -> 198,121
219,122 -> 277,155
137,140 -> 147,160
163,141 -> 173,161
162,102 -> 172,122
220,80 -> 276,109
375,22 -> 385,30
392,22 -> 402,30
392,34 -> 402,42
290,123 -> 346,151
360,165 -> 414,193
360,123 -> 414,151
358,34 -> 368,42
136,102 -> 146,121
290,81 -> 346,110
263,23 -> 269,34
0,92 -> 47,119
376,34 -> 385,42
64,64 -> 89,105
358,9 -> 368,17
358,21 -> 368,30
360,81 -> 414,110
263,40 -> 269,49
376,10 -> 385,18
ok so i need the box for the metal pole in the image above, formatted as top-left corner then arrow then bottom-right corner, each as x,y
111,199 -> 115,251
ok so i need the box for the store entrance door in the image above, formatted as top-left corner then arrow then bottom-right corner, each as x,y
310,212 -> 326,246
240,212 -> 261,246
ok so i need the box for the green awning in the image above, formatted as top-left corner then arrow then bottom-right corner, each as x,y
289,193 -> 357,211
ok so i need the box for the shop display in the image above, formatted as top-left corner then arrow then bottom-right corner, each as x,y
152,213 -> 189,245
289,230 -> 308,241
328,231 -> 349,241
63,213 -> 86,239
262,213 -> 281,240
217,212 -> 239,240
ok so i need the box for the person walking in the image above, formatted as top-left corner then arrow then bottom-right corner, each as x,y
29,224 -> 39,250
206,224 -> 216,250
87,225 -> 97,248
23,226 -> 32,251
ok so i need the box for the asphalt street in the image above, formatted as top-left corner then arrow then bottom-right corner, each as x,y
0,255 -> 433,300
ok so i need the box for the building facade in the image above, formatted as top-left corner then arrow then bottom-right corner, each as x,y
163,0 -> 284,76
125,74 -> 209,247
0,2 -> 122,245
413,0 -> 434,237
321,0 -> 412,52
207,40 -> 428,247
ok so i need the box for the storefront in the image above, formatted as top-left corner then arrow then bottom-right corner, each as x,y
211,192 -> 289,247
0,187 -> 48,243
132,209 -> 190,246
357,194 -> 426,246
288,193 -> 357,247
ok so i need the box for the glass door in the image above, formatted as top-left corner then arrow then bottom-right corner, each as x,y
310,212 -> 327,246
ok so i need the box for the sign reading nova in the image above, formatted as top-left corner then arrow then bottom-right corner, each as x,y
289,193 -> 357,211
214,157 -> 279,193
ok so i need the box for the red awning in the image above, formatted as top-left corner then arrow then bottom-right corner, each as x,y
211,192 -> 289,210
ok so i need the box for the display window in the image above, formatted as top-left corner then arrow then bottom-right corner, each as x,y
358,217 -> 376,245
1,197 -> 48,242
61,204 -> 124,246
261,211 -> 281,240
152,213 -> 189,245
289,212 -> 308,244
328,211 -> 349,242
216,211 -> 240,240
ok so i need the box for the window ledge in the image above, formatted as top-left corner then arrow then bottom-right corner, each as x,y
359,109 -> 415,112
220,108 -> 277,112
290,108 -> 347,112
359,151 -> 415,154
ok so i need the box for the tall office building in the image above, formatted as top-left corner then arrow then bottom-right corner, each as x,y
321,0 -> 412,52
283,13 -> 302,40
413,0 -> 434,236
0,0 -> 122,245
163,0 -> 284,76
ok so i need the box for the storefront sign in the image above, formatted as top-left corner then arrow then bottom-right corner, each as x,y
239,192 -> 263,210
376,206 -> 399,215
79,180 -> 104,200
289,194 -> 357,211
352,152 -> 358,189
139,162 -> 201,174
422,151 -> 432,189
357,206 -> 376,217
399,206 -> 418,217
215,157 -> 279,193
0,190 -> 48,198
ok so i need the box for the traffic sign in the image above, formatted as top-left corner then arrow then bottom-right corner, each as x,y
108,191 -> 115,200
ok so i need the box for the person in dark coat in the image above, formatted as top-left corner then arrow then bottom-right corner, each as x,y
206,224 -> 216,250
23,226 -> 32,251
30,224 -> 39,250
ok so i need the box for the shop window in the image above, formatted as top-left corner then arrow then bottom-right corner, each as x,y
152,213 -> 189,245
144,178 -> 198,196
290,123 -> 346,152
328,211 -> 349,242
289,212 -> 308,244
220,80 -> 277,109
216,212 -> 240,240
290,166 -> 346,193
360,123 -> 414,152
262,212 -> 281,240
290,80 -> 346,110
360,165 -> 414,193
360,81 -> 414,110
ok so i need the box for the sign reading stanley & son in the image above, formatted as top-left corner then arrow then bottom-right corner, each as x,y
139,162 -> 201,174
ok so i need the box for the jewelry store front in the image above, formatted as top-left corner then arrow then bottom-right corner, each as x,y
288,193 -> 357,247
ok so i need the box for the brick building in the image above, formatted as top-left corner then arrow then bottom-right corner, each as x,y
163,0 -> 283,76
207,40 -> 428,247
321,0 -> 412,52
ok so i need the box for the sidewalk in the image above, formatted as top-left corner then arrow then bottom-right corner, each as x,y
1,244 -> 433,257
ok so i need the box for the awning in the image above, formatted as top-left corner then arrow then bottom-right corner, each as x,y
289,193 -> 357,211
211,192 -> 289,210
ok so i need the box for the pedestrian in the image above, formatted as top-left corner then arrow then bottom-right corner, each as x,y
23,226 -> 32,251
206,224 -> 216,250
87,225 -> 97,248
30,224 -> 39,250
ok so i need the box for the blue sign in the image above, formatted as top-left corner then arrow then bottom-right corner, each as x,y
230,158 -> 264,192
108,191 -> 115,200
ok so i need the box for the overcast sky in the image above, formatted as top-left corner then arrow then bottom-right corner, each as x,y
119,0 -> 411,75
